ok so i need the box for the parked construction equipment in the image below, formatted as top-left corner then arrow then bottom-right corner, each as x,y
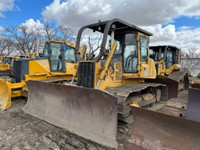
125,105 -> 200,150
0,53 -> 40,76
186,84 -> 200,122
23,19 -> 170,149
125,81 -> 200,150
148,45 -> 189,98
0,40 -> 79,110
0,56 -> 13,76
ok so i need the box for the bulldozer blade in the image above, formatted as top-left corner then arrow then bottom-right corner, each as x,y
125,106 -> 200,150
186,88 -> 200,122
146,77 -> 179,99
23,80 -> 118,149
191,83 -> 200,89
0,78 -> 12,110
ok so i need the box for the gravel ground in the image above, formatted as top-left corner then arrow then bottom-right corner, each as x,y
0,98 -> 113,150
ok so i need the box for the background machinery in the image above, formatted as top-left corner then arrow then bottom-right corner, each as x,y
0,53 -> 40,76
125,104 -> 200,150
0,40 -> 79,110
148,45 -> 189,98
23,19 -> 169,149
126,81 -> 200,150
0,56 -> 14,76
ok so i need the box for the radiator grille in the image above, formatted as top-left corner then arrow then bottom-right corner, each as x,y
77,62 -> 95,88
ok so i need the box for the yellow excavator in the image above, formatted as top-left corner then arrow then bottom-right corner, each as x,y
23,19 -> 169,149
148,45 -> 189,98
0,40 -> 81,110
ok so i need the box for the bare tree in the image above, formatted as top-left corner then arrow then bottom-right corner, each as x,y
58,25 -> 75,43
0,34 -> 14,56
186,47 -> 200,58
5,25 -> 40,54
86,35 -> 102,59
2,21 -> 75,55
43,22 -> 59,40
181,47 -> 200,76
42,22 -> 75,43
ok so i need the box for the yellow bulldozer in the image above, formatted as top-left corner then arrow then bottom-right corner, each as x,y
125,104 -> 200,150
0,53 -> 40,76
23,19 -> 171,149
23,19 -> 200,149
147,45 -> 189,99
0,56 -> 13,76
0,40 -> 81,110
125,81 -> 200,150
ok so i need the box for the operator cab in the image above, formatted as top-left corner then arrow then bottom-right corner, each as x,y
74,19 -> 152,74
114,32 -> 148,73
43,41 -> 75,72
150,45 -> 180,69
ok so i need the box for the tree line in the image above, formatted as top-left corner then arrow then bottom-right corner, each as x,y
0,22 -> 75,56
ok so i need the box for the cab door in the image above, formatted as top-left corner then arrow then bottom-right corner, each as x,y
43,42 -> 66,72
123,33 -> 138,73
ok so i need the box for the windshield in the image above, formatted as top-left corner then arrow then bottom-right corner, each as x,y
43,42 -> 75,71
64,44 -> 75,62
150,48 -> 165,61
140,36 -> 148,62
43,43 -> 49,57
166,50 -> 173,68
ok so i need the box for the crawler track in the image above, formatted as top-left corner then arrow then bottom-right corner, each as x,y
106,83 -> 168,149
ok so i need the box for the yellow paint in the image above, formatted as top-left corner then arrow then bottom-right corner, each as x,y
0,56 -> 13,71
29,59 -> 50,74
142,93 -> 154,101
0,63 -> 10,70
130,103 -> 139,107
0,79 -> 12,110
178,82 -> 184,91
65,62 -> 77,75
165,64 -> 181,75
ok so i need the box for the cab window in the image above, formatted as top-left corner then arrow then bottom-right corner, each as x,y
43,43 -> 49,57
123,33 -> 138,73
166,50 -> 173,68
50,43 -> 63,71
64,45 -> 75,62
140,36 -> 148,62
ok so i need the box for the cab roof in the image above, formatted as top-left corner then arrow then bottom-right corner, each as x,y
86,18 -> 153,36
150,45 -> 180,51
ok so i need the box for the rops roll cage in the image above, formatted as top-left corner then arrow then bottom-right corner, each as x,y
74,18 -> 153,62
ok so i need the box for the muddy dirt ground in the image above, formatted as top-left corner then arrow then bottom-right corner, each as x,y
0,98 -> 113,150
0,77 -> 198,150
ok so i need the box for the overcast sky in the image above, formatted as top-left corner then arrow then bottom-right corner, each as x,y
0,0 -> 200,50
